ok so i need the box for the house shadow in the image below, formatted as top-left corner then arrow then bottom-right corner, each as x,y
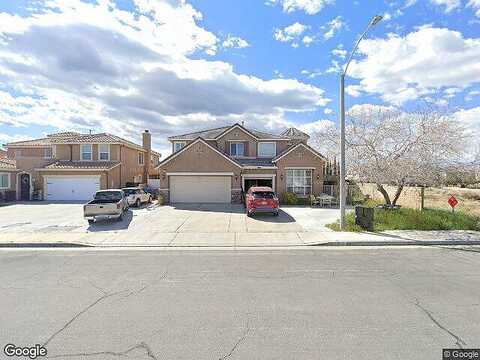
248,209 -> 296,224
169,203 -> 297,223
12,201 -> 86,205
170,203 -> 246,214
87,209 -> 134,232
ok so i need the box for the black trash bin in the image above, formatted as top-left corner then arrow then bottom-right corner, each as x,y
355,206 -> 374,231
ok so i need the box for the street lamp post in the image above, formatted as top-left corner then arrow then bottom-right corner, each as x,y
339,15 -> 383,230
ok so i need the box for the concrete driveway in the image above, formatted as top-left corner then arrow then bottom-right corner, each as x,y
0,202 -> 338,233
0,202 -> 340,246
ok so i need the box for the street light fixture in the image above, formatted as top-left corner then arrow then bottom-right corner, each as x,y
339,15 -> 383,230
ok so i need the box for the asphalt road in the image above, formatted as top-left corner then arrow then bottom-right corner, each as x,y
1,247 -> 479,360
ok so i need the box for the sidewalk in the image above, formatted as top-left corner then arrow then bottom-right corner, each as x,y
1,230 -> 480,247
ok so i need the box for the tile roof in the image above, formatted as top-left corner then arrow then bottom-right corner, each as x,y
4,138 -> 51,147
5,132 -> 160,156
235,158 -> 276,167
47,132 -> 82,139
42,161 -> 120,170
0,158 -> 16,169
169,124 -> 289,141
280,127 -> 310,140
168,126 -> 231,140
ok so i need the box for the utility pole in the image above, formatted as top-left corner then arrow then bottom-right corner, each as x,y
339,15 -> 383,230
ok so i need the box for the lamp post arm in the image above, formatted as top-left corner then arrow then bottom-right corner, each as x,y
343,24 -> 372,76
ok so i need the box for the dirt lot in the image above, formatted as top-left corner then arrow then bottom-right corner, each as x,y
424,187 -> 480,216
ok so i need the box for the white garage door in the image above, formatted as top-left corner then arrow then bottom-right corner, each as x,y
45,176 -> 101,201
170,175 -> 231,203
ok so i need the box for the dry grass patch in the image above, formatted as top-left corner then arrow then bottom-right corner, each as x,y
425,187 -> 480,217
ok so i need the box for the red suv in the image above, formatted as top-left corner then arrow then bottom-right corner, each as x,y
245,186 -> 279,217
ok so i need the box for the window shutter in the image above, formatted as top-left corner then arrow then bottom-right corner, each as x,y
244,141 -> 249,156
225,141 -> 230,155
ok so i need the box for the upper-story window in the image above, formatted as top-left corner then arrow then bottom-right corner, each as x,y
98,144 -> 110,161
173,141 -> 186,153
81,144 -> 92,161
258,142 -> 276,157
44,147 -> 53,159
230,142 -> 245,157
138,152 -> 144,165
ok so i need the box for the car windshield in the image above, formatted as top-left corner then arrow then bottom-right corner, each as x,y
95,191 -> 123,201
122,189 -> 137,195
252,191 -> 275,199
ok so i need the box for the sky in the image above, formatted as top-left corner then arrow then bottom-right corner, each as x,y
0,0 -> 479,156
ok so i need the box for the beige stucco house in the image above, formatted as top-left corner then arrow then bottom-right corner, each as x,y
156,124 -> 327,203
3,130 -> 160,201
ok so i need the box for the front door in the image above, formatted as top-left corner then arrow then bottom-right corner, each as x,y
244,178 -> 273,192
20,173 -> 30,201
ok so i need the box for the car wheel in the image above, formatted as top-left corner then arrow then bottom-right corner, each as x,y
88,219 -> 94,225
148,196 -> 152,204
135,199 -> 141,208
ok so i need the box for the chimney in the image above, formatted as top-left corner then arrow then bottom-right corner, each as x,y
142,130 -> 151,182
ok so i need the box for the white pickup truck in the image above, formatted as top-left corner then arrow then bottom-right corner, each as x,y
122,187 -> 152,207
84,190 -> 129,224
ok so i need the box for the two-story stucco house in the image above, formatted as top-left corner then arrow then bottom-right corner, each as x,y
3,130 -> 160,201
155,123 -> 326,203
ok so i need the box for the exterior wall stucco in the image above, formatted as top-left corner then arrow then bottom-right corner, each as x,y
275,146 -> 325,198
120,145 -> 145,185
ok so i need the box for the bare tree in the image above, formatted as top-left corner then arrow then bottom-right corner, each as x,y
310,105 -> 468,205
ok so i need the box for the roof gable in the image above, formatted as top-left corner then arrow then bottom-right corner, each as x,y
156,137 -> 242,169
273,142 -> 327,163
214,124 -> 260,140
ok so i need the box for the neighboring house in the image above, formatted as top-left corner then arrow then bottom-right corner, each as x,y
0,158 -> 17,201
3,130 -> 160,201
156,123 -> 326,203
0,147 -> 7,158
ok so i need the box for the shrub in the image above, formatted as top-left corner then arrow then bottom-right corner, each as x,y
282,192 -> 298,205
157,192 -> 165,205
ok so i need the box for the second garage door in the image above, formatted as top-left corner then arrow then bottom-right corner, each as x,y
45,176 -> 101,201
170,175 -> 231,203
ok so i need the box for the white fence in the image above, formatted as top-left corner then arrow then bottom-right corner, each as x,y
147,179 -> 160,189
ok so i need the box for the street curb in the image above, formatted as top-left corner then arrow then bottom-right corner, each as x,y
1,241 -> 480,248
309,240 -> 480,246
0,243 -> 93,248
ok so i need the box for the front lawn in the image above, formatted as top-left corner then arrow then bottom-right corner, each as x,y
326,207 -> 480,232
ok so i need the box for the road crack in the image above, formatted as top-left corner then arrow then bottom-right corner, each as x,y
413,298 -> 467,349
42,289 -> 128,347
48,341 -> 158,359
218,318 -> 250,360
122,268 -> 169,299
